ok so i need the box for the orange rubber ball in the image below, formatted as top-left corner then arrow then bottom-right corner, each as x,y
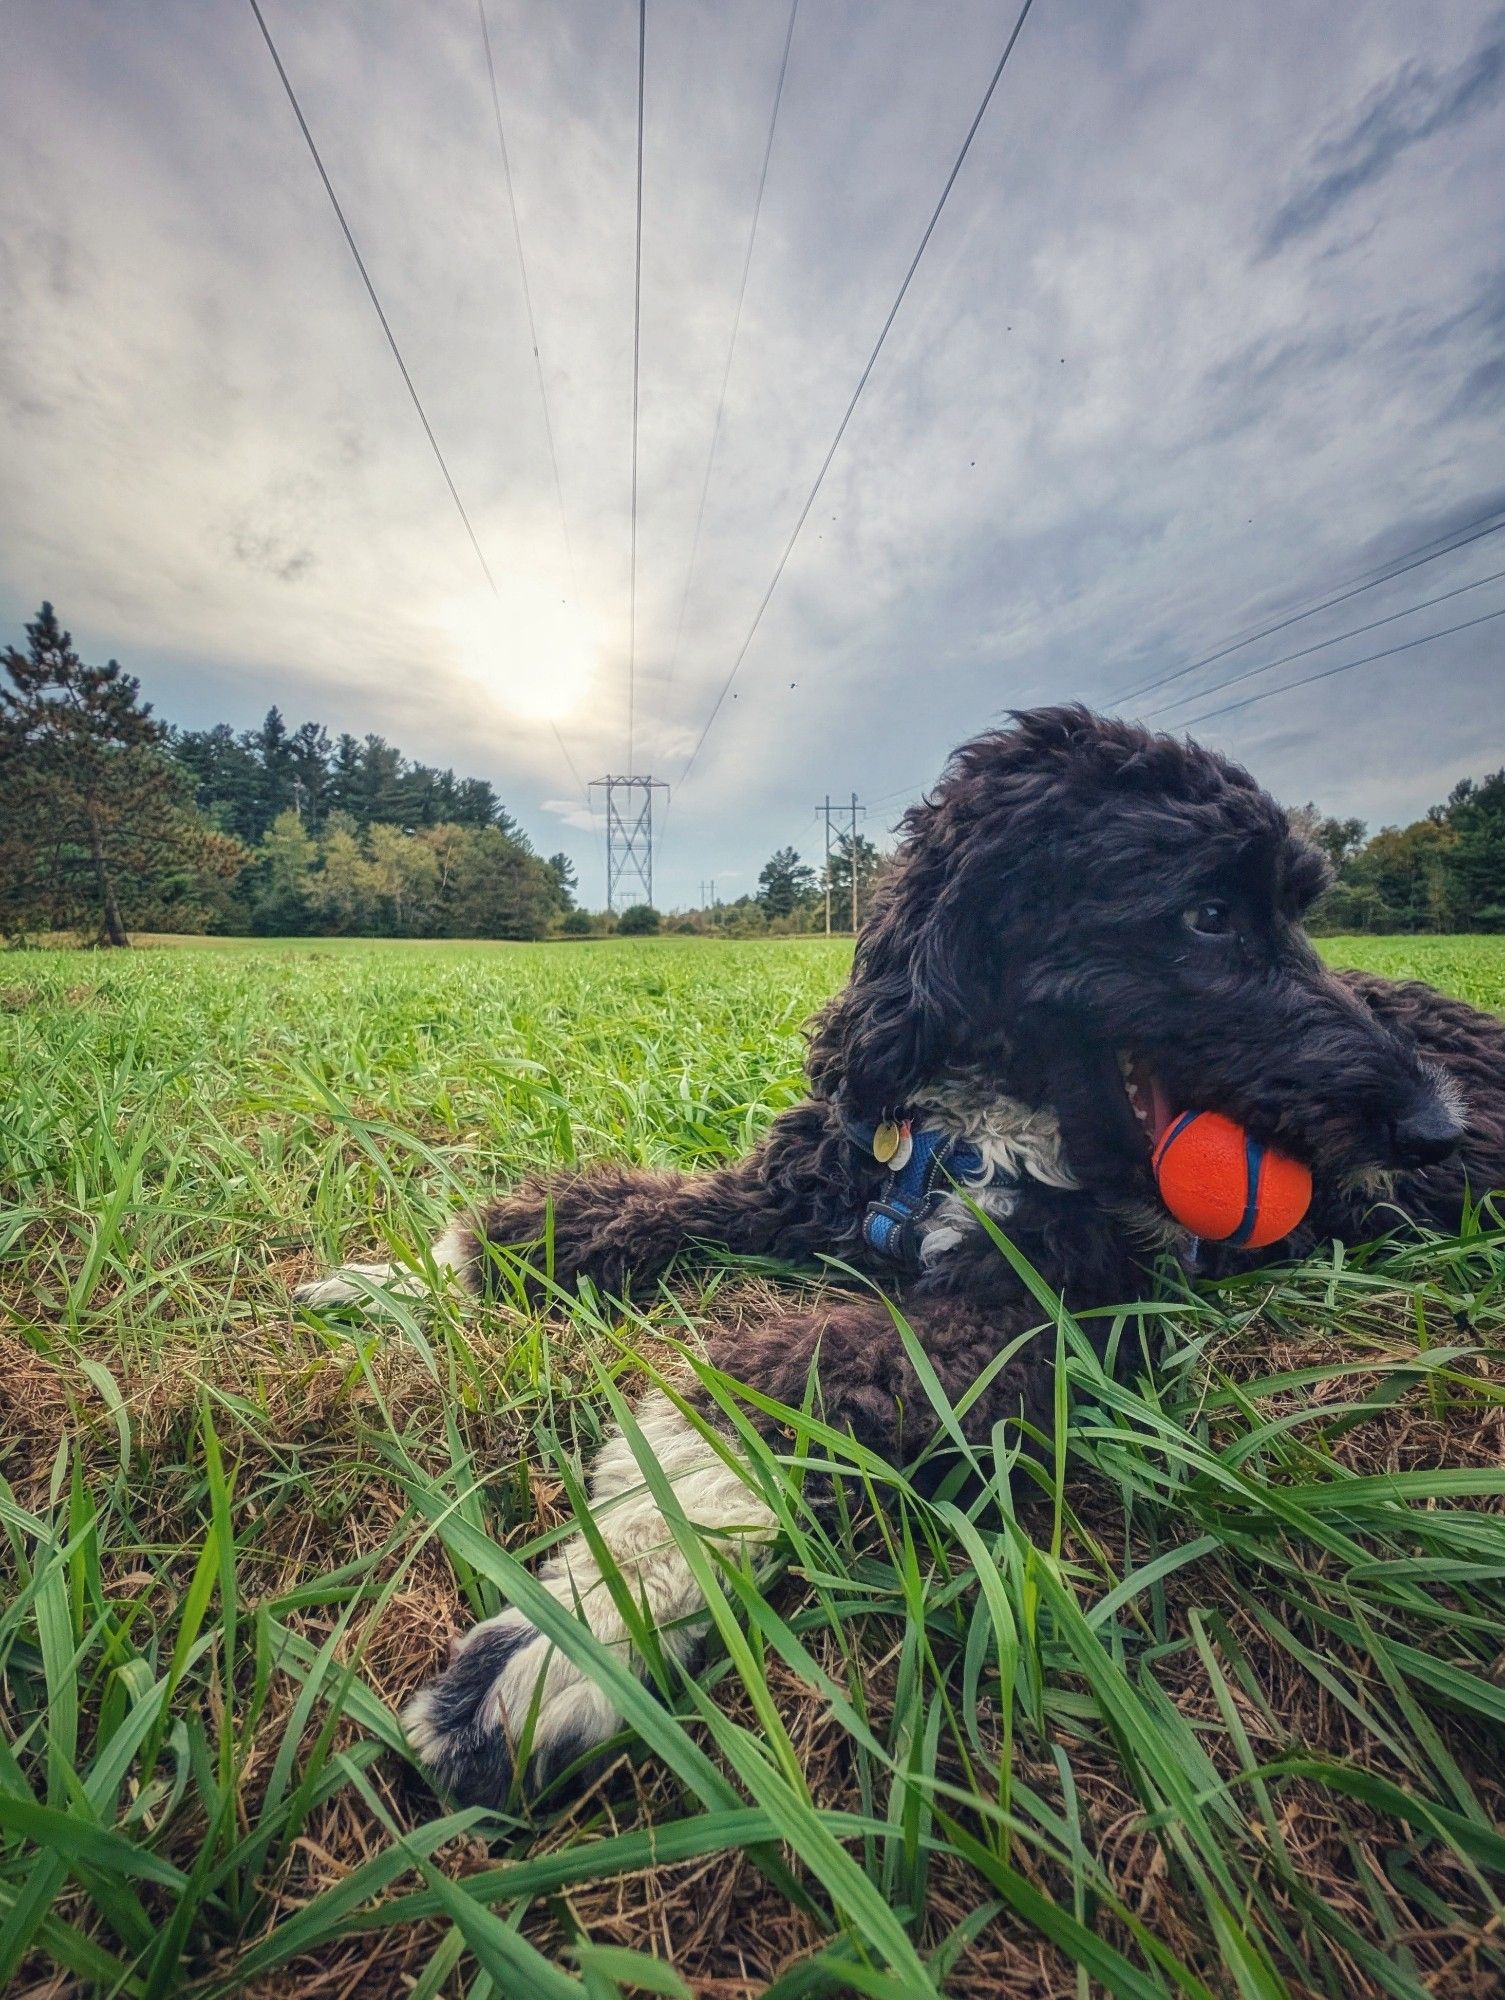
1151,1109 -> 1312,1248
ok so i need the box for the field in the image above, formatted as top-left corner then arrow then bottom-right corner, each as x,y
4,933 -> 1505,1999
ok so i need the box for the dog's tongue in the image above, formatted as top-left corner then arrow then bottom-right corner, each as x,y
1127,1057 -> 1178,1146
1147,1073 -> 1175,1145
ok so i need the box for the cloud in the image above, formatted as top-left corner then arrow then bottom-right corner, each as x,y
1260,22 -> 1505,255
542,797 -> 601,834
228,520 -> 318,583
2,0 -> 1504,908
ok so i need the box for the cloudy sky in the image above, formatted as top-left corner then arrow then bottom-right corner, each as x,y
4,0 -> 1504,907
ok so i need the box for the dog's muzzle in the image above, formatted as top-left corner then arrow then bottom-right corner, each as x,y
1388,1086 -> 1464,1169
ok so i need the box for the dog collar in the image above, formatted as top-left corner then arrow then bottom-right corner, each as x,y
846,1114 -> 1016,1266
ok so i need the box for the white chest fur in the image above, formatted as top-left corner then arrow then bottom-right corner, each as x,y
903,1076 -> 1079,1266
908,1076 -> 1080,1189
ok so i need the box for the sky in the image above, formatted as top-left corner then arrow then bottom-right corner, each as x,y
3,0 -> 1504,909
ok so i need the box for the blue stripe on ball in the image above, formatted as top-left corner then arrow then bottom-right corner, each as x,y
1153,1108 -> 1200,1167
1228,1132 -> 1265,1247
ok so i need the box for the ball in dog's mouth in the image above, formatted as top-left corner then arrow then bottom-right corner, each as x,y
1118,1052 -> 1313,1243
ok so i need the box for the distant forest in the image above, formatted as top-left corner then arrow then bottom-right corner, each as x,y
1296,785 -> 1505,935
171,705 -> 581,939
4,604 -> 1505,945
1,604 -> 577,943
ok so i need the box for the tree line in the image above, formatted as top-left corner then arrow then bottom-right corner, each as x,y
1296,782 -> 1505,933
738,780 -> 1505,940
1,604 -> 575,943
7,603 -> 1504,945
634,837 -> 889,940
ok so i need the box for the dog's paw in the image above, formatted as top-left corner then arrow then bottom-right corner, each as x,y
400,1607 -> 623,1806
292,1263 -> 398,1309
295,1226 -> 472,1313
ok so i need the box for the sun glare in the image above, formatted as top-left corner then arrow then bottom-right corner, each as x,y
440,582 -> 600,724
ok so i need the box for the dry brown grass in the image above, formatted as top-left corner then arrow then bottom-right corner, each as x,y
6,1272 -> 1505,1998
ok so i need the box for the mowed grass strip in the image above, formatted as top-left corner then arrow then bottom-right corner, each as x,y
3,934 -> 1505,1998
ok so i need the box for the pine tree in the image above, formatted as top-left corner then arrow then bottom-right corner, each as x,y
454,776 -> 504,829
396,762 -> 444,828
757,846 -> 816,919
173,723 -> 267,842
545,851 -> 578,911
328,733 -> 364,819
350,735 -> 404,827
255,707 -> 296,833
287,720 -> 331,827
0,604 -> 245,944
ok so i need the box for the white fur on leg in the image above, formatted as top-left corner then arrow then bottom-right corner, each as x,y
402,1389 -> 777,1799
293,1220 -> 469,1309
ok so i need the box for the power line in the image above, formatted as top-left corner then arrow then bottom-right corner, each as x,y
1335,497 -> 1505,580
675,0 -> 1038,792
655,0 -> 800,737
248,0 -> 497,594
247,0 -> 587,797
645,0 -> 796,881
1178,603 -> 1505,730
1113,507 -> 1505,710
476,0 -> 577,595
628,0 -> 646,769
1147,563 -> 1505,721
866,780 -> 926,812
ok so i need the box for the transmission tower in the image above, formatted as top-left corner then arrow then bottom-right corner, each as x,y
591,775 -> 669,911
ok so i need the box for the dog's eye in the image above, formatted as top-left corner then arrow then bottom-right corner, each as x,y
1184,899 -> 1234,937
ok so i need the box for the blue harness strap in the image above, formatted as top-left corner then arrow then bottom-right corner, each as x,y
847,1116 -> 1006,1267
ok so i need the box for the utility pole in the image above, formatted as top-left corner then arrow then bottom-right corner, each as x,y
823,794 -> 831,936
590,775 -> 669,912
815,794 -> 866,934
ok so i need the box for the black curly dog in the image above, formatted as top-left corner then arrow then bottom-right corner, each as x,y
298,707 -> 1505,1804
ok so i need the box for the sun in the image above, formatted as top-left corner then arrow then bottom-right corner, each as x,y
439,579 -> 601,723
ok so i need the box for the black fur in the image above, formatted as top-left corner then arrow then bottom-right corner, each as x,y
469,708 -> 1496,1371
410,1626 -> 528,1808
400,708 -> 1505,1802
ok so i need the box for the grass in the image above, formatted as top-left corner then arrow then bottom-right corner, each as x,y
3,931 -> 1505,1998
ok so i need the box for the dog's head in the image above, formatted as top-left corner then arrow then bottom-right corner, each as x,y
809,706 -> 1462,1210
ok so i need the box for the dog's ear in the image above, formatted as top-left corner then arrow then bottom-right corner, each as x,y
805,706 -> 1092,1114
806,820 -> 998,1116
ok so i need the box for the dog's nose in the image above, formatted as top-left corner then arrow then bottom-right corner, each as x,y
1389,1095 -> 1464,1168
